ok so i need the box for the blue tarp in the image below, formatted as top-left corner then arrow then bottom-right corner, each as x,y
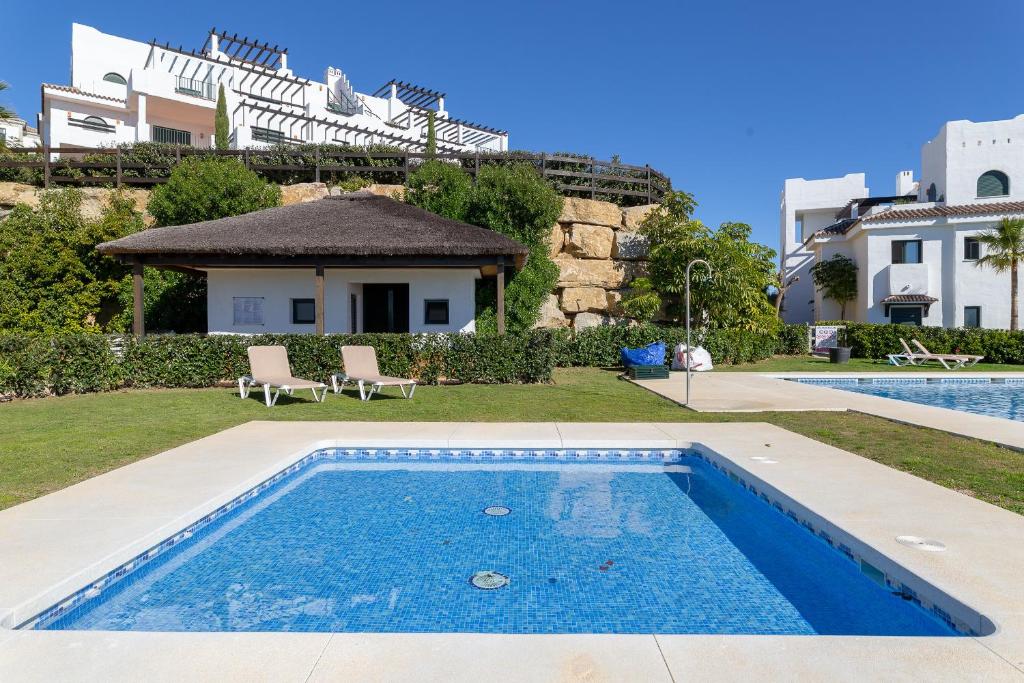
621,341 -> 666,368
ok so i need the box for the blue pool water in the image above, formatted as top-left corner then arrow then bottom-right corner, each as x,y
42,457 -> 954,635
795,378 -> 1024,421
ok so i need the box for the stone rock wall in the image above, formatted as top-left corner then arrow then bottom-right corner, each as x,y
544,198 -> 659,330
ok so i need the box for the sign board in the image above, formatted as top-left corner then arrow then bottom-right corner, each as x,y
813,325 -> 842,353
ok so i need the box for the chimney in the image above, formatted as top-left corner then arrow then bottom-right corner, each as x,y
896,170 -> 916,196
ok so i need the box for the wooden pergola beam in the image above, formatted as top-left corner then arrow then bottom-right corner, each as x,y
132,261 -> 145,336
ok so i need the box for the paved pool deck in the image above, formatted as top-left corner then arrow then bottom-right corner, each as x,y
1,421 -> 1023,681
633,371 -> 1024,450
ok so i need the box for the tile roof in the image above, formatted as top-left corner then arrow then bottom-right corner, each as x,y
862,201 -> 1024,223
41,83 -> 126,104
814,217 -> 859,237
881,294 -> 938,304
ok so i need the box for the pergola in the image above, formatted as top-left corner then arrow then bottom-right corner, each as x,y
96,193 -> 528,336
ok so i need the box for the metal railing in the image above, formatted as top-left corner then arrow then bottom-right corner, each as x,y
175,76 -> 216,101
0,146 -> 672,205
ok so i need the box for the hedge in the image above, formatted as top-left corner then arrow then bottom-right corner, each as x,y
816,321 -> 1024,363
553,324 -> 807,367
0,331 -> 557,398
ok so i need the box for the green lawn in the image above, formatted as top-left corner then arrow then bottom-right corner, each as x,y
2,368 -> 1022,514
717,355 -> 1024,373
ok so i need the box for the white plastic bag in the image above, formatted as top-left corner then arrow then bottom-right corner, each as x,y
672,344 -> 713,372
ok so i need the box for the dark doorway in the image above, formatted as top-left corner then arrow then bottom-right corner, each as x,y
890,306 -> 923,326
363,284 -> 409,332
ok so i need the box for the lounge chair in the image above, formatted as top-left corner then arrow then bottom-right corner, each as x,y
332,345 -> 417,401
887,338 -> 928,366
911,339 -> 984,370
239,345 -> 328,407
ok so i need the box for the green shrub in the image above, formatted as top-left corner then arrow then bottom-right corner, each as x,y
0,331 -> 557,398
816,321 -> 1024,363
405,160 -> 474,222
147,156 -> 281,227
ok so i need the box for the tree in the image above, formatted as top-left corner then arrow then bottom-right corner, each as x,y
975,217 -> 1024,330
638,191 -> 779,333
406,162 -> 563,332
620,277 -> 661,322
406,159 -> 474,221
425,111 -> 437,159
0,189 -> 142,333
145,157 -> 281,332
0,81 -> 12,121
214,84 -> 229,151
809,254 -> 858,320
147,156 -> 281,226
772,267 -> 799,316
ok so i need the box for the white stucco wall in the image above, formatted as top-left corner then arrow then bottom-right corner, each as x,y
779,174 -> 868,324
206,268 -> 480,334
921,115 -> 1024,205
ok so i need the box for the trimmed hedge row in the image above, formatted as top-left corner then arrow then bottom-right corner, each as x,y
0,325 -> 809,398
0,332 -> 557,398
552,324 -> 807,367
818,321 -> 1024,363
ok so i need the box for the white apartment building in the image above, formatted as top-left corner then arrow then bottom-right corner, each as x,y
38,24 -> 508,154
780,114 -> 1024,329
1,116 -> 41,148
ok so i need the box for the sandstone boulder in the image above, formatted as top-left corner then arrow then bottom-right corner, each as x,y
535,294 -> 570,328
555,255 -> 645,289
559,287 -> 609,313
606,290 -> 625,316
622,203 -> 661,231
572,311 -> 610,329
548,223 -> 565,259
363,183 -> 406,200
0,182 -> 40,209
281,182 -> 329,205
558,197 -> 622,228
613,230 -> 650,260
564,223 -> 614,259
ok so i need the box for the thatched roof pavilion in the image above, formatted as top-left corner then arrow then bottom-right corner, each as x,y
98,193 -> 529,335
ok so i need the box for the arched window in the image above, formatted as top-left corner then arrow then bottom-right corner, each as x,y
83,115 -> 107,126
977,170 -> 1009,197
103,72 -> 127,85
926,183 -> 937,202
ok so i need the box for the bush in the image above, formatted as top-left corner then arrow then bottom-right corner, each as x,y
0,331 -> 557,398
405,160 -> 474,221
816,321 -> 1024,363
552,323 -> 791,367
147,156 -> 281,227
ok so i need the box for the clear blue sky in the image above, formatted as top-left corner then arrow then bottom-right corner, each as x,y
4,0 -> 1023,253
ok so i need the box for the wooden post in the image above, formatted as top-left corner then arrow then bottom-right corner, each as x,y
590,157 -> 597,199
496,257 -> 506,335
132,261 -> 145,336
314,145 -> 321,183
43,146 -> 51,188
116,148 -> 123,188
645,164 -> 651,203
315,265 -> 325,336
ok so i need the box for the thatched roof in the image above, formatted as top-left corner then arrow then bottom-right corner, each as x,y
97,193 -> 528,262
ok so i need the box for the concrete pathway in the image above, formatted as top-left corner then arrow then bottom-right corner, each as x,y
634,371 -> 1024,450
0,422 -> 1022,681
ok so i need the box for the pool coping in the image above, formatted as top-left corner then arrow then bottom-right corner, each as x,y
1,421 -> 1023,680
632,371 -> 1024,451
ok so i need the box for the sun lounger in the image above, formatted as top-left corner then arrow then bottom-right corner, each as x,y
887,338 -> 928,366
911,339 -> 984,370
333,345 -> 417,401
239,345 -> 328,407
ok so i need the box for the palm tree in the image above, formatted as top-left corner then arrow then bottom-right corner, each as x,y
0,81 -> 12,121
975,217 -> 1024,330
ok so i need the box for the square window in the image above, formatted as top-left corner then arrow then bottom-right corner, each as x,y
292,298 -> 315,325
964,237 -> 980,261
964,306 -> 981,328
424,299 -> 449,325
232,297 -> 264,325
891,240 -> 922,264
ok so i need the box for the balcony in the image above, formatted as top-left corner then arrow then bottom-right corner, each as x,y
887,262 -> 931,297
175,76 -> 216,101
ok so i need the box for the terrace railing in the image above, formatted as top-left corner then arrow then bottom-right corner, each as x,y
0,146 -> 672,205
175,76 -> 216,101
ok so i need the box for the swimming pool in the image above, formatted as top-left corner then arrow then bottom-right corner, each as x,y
28,449 -> 959,636
792,377 -> 1024,421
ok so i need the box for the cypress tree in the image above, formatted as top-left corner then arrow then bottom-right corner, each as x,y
214,84 -> 229,150
425,110 -> 437,158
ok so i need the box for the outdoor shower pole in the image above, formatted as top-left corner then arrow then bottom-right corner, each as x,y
684,259 -> 712,406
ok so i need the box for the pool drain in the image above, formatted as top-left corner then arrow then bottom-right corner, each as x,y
470,570 -> 509,590
895,535 -> 947,552
483,505 -> 511,516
